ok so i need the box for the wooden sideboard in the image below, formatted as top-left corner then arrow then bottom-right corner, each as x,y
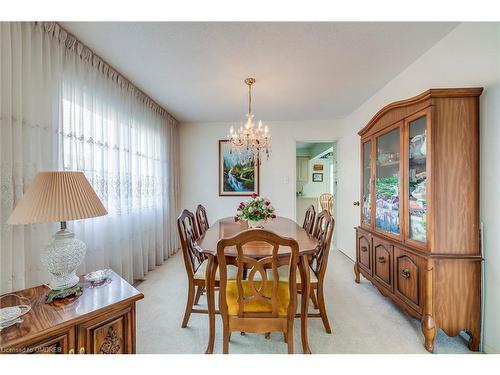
0,271 -> 143,354
353,88 -> 483,352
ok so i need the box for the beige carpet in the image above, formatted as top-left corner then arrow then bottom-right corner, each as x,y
136,249 -> 473,354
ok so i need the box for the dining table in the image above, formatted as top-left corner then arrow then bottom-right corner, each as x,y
197,216 -> 319,354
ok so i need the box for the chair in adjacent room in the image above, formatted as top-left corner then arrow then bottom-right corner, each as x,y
196,204 -> 210,237
318,192 -> 334,214
216,229 -> 300,354
302,204 -> 316,235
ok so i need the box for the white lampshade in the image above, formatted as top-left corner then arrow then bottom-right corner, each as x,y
7,171 -> 107,225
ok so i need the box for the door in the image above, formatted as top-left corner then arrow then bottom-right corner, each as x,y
336,135 -> 360,260
77,307 -> 133,354
404,108 -> 430,250
375,124 -> 403,239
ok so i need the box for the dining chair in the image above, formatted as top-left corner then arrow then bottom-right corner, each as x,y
275,210 -> 334,333
302,204 -> 316,235
196,204 -> 210,237
177,209 -> 206,327
318,192 -> 334,214
216,229 -> 300,354
307,209 -> 335,333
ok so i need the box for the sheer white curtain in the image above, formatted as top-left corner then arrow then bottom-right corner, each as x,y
0,23 -> 179,293
0,23 -> 62,292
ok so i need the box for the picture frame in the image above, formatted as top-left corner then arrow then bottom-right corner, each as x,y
313,164 -> 324,171
218,140 -> 260,196
312,173 -> 323,182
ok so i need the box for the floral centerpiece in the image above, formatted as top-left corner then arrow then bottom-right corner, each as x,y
235,193 -> 276,228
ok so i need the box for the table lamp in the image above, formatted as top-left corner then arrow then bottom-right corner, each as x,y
7,171 -> 107,291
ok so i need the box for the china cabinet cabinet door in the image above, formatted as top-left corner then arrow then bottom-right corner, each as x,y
405,110 -> 430,248
361,140 -> 373,227
375,125 -> 402,238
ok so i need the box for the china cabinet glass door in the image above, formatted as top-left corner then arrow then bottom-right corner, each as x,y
361,140 -> 372,225
408,116 -> 428,243
375,127 -> 401,235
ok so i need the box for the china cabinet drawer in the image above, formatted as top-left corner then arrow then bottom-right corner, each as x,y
356,229 -> 372,275
373,237 -> 393,291
394,247 -> 423,314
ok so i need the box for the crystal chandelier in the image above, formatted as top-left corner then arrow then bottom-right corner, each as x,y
227,77 -> 271,164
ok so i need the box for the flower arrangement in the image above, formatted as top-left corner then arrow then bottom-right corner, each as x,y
235,193 -> 276,228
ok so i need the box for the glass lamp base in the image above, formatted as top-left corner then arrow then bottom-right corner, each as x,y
41,228 -> 86,291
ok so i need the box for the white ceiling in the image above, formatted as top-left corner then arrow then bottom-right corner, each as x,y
61,22 -> 458,123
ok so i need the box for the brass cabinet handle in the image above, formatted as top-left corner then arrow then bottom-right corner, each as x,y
68,348 -> 75,354
401,269 -> 411,279
79,347 -> 86,354
378,256 -> 386,263
361,246 -> 368,252
353,201 -> 360,206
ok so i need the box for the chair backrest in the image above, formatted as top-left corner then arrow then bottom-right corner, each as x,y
177,209 -> 204,277
319,193 -> 334,213
311,210 -> 335,280
217,229 -> 300,319
196,204 -> 210,237
302,204 -> 316,235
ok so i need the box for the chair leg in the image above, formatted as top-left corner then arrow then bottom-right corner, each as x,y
181,281 -> 195,328
194,285 -> 204,305
317,284 -> 332,334
283,332 -> 287,343
287,322 -> 294,354
223,328 -> 230,354
310,287 -> 319,309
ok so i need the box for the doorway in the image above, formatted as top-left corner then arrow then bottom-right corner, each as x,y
295,141 -> 337,228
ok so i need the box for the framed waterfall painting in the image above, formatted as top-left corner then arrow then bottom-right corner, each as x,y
218,140 -> 259,196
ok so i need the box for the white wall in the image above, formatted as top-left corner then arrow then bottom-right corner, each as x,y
335,22 -> 500,353
179,119 -> 343,225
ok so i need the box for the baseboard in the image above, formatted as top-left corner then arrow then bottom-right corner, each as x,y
483,342 -> 500,354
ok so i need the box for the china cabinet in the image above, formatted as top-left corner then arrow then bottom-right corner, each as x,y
354,88 -> 482,352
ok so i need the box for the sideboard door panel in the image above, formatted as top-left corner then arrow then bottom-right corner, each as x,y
77,307 -> 132,354
24,328 -> 75,354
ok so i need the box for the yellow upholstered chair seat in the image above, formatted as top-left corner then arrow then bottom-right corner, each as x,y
226,280 -> 290,316
263,266 -> 318,284
194,260 -> 237,280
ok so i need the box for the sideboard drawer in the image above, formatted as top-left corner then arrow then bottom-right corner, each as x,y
356,229 -> 372,275
394,247 -> 424,314
373,237 -> 393,291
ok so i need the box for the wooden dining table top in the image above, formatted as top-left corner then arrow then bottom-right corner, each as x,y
197,216 -> 319,258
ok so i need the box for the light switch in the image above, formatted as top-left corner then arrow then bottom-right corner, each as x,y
283,176 -> 290,184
